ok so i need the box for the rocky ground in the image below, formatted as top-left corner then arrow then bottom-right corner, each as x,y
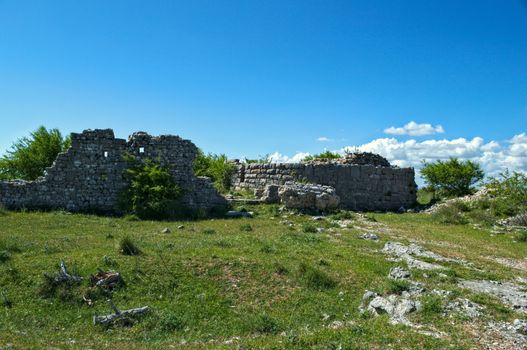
0,208 -> 526,349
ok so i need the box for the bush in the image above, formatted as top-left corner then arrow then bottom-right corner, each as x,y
119,236 -> 141,256
420,158 -> 484,198
298,263 -> 337,290
302,151 -> 341,162
0,126 -> 71,180
120,158 -> 184,220
193,150 -> 235,193
432,202 -> 469,225
486,170 -> 527,216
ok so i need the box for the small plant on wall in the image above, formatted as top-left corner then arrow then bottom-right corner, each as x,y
120,156 -> 184,220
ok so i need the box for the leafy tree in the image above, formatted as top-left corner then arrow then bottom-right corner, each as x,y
193,150 -> 235,193
420,158 -> 484,197
120,158 -> 183,220
0,126 -> 71,180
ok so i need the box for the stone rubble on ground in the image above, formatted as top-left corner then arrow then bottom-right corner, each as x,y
359,232 -> 379,241
382,242 -> 445,270
388,266 -> 411,280
444,298 -> 484,318
278,182 -> 341,211
459,280 -> 527,314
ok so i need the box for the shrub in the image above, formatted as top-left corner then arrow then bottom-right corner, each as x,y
486,170 -> 527,216
432,202 -> 469,225
193,150 -> 235,193
302,151 -> 341,163
420,158 -> 484,198
119,236 -> 141,256
298,263 -> 337,290
0,126 -> 70,180
120,158 -> 184,220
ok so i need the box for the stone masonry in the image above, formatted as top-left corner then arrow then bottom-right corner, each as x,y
232,156 -> 417,211
0,129 -> 227,214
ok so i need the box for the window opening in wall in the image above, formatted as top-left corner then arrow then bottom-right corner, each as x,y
139,147 -> 145,154
104,151 -> 109,158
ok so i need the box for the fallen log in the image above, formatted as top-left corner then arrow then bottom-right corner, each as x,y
93,299 -> 151,327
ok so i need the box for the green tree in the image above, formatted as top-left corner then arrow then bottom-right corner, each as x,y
0,126 -> 71,180
420,158 -> 484,198
120,158 -> 183,220
193,150 -> 234,193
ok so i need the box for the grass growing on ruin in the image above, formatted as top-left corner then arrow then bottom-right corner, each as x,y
0,207 -> 525,349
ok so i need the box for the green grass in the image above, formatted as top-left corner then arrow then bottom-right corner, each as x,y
0,207 -> 525,349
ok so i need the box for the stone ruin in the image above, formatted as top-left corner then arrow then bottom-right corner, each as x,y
0,129 -> 226,214
0,129 -> 417,214
231,153 -> 417,211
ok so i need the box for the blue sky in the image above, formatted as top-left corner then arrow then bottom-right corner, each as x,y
1,1 -> 526,177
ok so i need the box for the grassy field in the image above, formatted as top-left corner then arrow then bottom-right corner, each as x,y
0,206 -> 526,349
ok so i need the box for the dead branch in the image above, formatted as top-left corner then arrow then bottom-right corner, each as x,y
93,299 -> 151,327
47,260 -> 83,284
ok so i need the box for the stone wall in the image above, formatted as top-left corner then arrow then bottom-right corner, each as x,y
232,163 -> 417,211
0,129 -> 227,213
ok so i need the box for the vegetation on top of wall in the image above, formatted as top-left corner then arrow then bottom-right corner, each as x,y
193,150 -> 235,193
0,126 -> 71,181
120,157 -> 184,220
420,158 -> 484,199
244,154 -> 271,164
431,169 -> 527,226
302,151 -> 342,162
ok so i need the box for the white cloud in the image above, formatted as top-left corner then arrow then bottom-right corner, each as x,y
317,136 -> 333,142
268,151 -> 311,163
268,133 -> 527,185
384,121 -> 445,136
